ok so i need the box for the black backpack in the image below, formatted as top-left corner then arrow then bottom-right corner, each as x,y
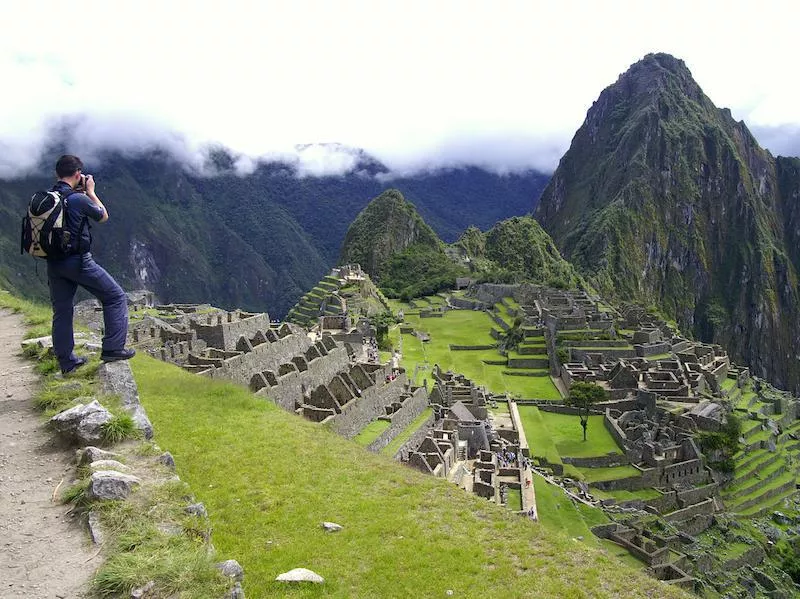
20,189 -> 85,259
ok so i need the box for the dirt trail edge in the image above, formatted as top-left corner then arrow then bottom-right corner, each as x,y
0,309 -> 100,598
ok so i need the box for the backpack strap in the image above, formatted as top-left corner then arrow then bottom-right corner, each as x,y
57,188 -> 91,255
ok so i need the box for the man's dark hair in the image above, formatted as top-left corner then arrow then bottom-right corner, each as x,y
55,155 -> 84,178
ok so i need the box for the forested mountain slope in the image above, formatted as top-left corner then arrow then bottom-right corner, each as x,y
1,151 -> 548,316
535,53 -> 800,391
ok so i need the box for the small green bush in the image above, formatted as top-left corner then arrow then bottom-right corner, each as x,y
34,355 -> 60,375
61,478 -> 91,505
101,414 -> 138,445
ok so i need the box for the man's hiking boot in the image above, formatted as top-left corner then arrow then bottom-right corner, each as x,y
62,356 -> 88,375
101,348 -> 136,363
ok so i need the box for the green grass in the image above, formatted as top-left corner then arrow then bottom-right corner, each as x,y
34,377 -> 96,413
721,378 -> 737,392
352,419 -> 391,446
101,413 -> 139,445
591,488 -> 662,502
133,355 -> 686,598
728,471 -> 797,511
516,406 -> 562,465
90,479 -> 230,597
644,352 -> 673,361
382,408 -> 433,456
599,539 -> 645,570
532,476 -> 606,547
517,408 -> 623,459
395,309 -> 560,400
0,289 -> 53,339
507,488 -> 522,511
575,465 -> 641,484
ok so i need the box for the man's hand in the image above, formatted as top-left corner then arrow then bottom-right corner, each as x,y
84,174 -> 96,195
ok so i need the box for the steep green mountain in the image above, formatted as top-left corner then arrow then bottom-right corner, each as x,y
339,189 -> 467,299
468,216 -> 584,289
339,189 -> 442,275
1,153 -> 328,317
1,151 -> 548,317
534,52 -> 800,391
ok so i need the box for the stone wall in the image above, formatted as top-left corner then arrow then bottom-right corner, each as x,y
571,347 -> 637,361
261,347 -> 351,411
643,491 -> 679,514
474,284 -> 520,305
330,373 -> 410,439
663,498 -> 715,523
721,545 -> 766,571
205,332 -> 311,387
366,388 -> 430,452
673,514 -> 714,536
449,297 -> 487,310
562,453 -> 629,468
676,483 -> 718,508
634,342 -> 672,357
190,312 -> 270,351
393,413 -> 437,461
662,459 -> 705,487
449,344 -> 497,351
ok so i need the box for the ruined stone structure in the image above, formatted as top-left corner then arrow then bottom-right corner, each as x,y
128,303 -> 430,455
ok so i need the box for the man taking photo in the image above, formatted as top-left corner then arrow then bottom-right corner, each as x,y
48,154 -> 135,374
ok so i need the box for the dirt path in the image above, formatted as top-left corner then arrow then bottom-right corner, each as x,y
0,309 -> 99,598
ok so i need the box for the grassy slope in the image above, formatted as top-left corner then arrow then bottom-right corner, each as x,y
133,355 -> 686,598
396,308 -> 561,400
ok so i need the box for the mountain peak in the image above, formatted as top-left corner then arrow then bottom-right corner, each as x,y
534,51 -> 800,393
338,189 -> 442,277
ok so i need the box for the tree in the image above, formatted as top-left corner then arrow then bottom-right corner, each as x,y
500,316 -> 525,352
566,382 -> 609,441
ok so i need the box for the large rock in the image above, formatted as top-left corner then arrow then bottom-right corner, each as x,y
21,333 -> 87,351
76,411 -> 115,444
185,503 -> 207,517
50,400 -> 113,444
89,459 -> 130,473
97,361 -> 154,439
87,510 -> 104,545
216,560 -> 244,582
275,568 -> 324,584
88,470 -> 141,500
79,446 -> 120,466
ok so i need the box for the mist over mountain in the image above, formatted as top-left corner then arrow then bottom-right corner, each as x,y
1,145 -> 548,317
535,52 -> 800,392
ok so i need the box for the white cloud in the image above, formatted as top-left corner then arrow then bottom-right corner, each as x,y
0,0 -> 797,178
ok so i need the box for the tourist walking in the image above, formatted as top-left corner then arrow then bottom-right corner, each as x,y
46,155 -> 135,374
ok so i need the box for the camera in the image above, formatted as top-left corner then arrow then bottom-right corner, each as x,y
75,174 -> 90,192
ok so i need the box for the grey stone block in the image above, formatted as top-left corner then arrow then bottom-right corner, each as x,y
275,568 -> 324,584
88,470 -> 141,500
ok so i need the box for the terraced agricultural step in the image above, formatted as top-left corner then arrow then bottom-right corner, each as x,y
296,306 -> 319,319
735,487 -> 800,518
740,419 -> 764,440
729,472 -> 798,513
724,459 -> 787,500
735,449 -> 777,476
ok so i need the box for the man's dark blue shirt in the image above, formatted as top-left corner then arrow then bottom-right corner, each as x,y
51,181 -> 104,256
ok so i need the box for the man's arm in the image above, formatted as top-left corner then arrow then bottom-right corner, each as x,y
84,175 -> 109,222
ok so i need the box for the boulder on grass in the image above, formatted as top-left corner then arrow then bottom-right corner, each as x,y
88,470 -> 141,500
50,400 -> 113,445
275,568 -> 324,584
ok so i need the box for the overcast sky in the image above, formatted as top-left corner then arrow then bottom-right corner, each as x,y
1,0 -> 797,178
